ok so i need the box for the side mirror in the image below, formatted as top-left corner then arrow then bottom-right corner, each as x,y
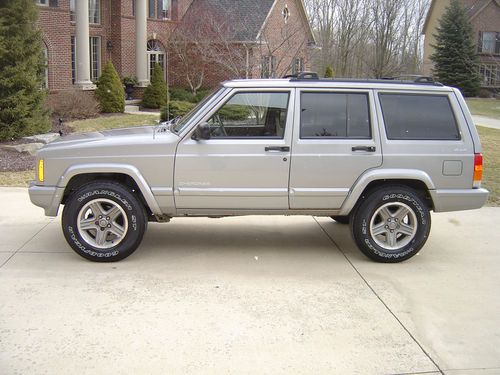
191,123 -> 211,140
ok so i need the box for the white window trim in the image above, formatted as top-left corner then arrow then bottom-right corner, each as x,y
36,0 -> 49,6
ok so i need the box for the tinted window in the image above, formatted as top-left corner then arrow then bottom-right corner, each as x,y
208,92 -> 289,138
300,92 -> 371,138
379,94 -> 460,140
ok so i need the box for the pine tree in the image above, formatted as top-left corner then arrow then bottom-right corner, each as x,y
142,63 -> 169,109
95,61 -> 125,113
430,0 -> 481,97
0,0 -> 50,141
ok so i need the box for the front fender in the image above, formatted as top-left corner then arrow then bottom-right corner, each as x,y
57,163 -> 162,215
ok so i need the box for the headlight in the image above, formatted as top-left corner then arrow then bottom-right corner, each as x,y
38,159 -> 44,183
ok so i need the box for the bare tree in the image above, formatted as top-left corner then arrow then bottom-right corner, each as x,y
306,0 -> 430,78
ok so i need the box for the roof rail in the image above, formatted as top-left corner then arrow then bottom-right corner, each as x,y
284,71 -> 319,80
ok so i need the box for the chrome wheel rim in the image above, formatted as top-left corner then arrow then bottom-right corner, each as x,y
77,198 -> 128,249
369,202 -> 418,251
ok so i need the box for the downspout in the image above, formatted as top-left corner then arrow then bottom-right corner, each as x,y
245,44 -> 250,79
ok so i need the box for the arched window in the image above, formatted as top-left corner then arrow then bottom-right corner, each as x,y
42,43 -> 49,89
147,39 -> 166,80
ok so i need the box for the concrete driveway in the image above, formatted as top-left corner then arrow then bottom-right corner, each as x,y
0,187 -> 499,375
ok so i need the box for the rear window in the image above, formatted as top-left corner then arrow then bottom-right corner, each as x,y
379,93 -> 460,140
300,92 -> 371,139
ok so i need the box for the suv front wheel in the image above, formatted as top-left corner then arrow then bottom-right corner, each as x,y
351,186 -> 431,263
62,181 -> 148,262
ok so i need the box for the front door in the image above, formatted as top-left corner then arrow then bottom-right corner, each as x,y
174,89 -> 294,210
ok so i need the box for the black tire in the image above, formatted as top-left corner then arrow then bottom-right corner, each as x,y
62,181 -> 148,262
351,185 -> 431,263
331,215 -> 350,224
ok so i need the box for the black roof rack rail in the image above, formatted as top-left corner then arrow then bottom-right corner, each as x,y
283,72 -> 443,86
284,71 -> 319,80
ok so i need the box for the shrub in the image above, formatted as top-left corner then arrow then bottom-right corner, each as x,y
170,87 -> 210,103
478,89 -> 492,99
324,66 -> 334,78
95,61 -> 125,113
170,87 -> 193,102
160,100 -> 195,121
142,63 -> 169,109
47,90 -> 100,119
218,104 -> 250,121
0,0 -> 50,140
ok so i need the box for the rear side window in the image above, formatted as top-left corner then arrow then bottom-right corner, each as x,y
300,92 -> 371,139
379,93 -> 460,140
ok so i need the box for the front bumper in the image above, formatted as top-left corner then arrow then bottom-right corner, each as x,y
28,182 -> 65,217
430,188 -> 489,212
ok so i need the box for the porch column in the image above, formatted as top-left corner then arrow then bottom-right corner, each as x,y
75,0 -> 95,89
135,0 -> 149,86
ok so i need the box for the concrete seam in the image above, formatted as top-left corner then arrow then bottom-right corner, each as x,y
313,217 -> 445,375
0,219 -> 54,269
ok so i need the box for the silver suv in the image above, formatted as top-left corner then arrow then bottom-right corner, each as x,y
29,75 -> 489,262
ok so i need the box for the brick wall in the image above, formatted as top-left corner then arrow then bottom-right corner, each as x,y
38,0 -> 312,93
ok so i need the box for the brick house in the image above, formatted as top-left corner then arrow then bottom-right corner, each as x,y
423,0 -> 500,89
35,0 -> 315,94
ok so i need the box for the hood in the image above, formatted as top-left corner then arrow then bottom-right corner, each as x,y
47,126 -> 157,147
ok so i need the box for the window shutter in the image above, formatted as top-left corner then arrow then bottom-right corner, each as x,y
49,0 -> 58,7
171,0 -> 178,20
478,31 -> 483,53
157,0 -> 162,19
496,33 -> 500,55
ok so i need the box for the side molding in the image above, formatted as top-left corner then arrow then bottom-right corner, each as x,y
337,169 -> 435,216
57,163 -> 162,215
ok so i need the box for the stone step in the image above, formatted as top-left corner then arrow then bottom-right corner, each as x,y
125,105 -> 140,112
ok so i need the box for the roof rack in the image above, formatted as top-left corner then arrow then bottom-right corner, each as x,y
284,72 -> 443,86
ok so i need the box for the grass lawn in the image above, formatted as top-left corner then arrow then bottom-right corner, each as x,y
478,126 -> 500,206
0,170 -> 35,187
466,98 -> 500,119
67,113 -> 160,133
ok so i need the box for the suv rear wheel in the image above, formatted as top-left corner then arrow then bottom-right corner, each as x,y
62,181 -> 148,262
351,186 -> 431,263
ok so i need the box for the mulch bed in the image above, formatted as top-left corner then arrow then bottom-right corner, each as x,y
0,116 -> 74,172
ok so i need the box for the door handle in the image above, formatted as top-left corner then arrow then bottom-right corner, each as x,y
265,146 -> 290,152
352,146 -> 376,152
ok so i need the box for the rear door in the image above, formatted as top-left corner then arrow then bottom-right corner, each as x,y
289,89 -> 382,209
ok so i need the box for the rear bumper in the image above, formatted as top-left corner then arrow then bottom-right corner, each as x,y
430,188 -> 489,212
28,182 -> 64,217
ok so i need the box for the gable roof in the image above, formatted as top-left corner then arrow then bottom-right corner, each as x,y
181,0 -> 276,41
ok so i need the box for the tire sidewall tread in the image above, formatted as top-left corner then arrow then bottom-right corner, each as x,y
351,185 -> 431,263
62,181 -> 147,262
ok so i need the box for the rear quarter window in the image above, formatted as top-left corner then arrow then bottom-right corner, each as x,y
379,93 -> 460,140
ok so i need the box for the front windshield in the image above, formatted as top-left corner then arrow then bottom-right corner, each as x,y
172,87 -> 226,134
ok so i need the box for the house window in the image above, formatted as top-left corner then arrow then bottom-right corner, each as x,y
148,0 -> 171,19
89,0 -> 100,24
71,36 -> 101,84
70,0 -> 100,24
42,43 -> 49,89
479,64 -> 500,87
89,36 -> 101,81
36,0 -> 48,6
147,40 -> 165,80
478,31 -> 500,54
292,57 -> 304,75
261,55 -> 276,78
